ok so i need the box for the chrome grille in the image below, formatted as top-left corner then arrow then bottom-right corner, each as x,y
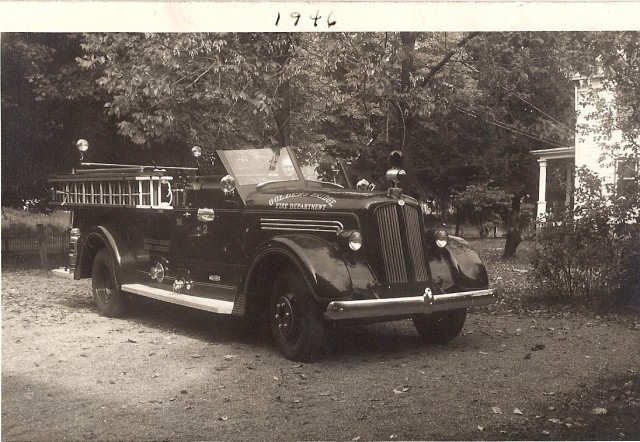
404,204 -> 429,281
261,218 -> 344,234
375,203 -> 428,283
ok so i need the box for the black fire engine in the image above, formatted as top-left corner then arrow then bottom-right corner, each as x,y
49,140 -> 496,361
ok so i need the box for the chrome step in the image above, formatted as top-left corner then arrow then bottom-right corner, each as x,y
121,283 -> 234,314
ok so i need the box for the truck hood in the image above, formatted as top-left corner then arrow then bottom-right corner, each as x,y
245,183 -> 418,212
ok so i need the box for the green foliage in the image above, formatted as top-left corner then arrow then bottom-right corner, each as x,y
452,183 -> 512,238
532,168 -> 640,306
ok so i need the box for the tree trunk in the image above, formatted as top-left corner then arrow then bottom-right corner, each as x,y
271,36 -> 293,147
398,33 -> 419,197
502,195 -> 523,259
273,78 -> 291,147
455,206 -> 462,237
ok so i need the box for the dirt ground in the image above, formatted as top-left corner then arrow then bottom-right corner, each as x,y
2,257 -> 640,441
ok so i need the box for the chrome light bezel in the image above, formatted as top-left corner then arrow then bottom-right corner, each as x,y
338,230 -> 363,251
221,175 -> 236,195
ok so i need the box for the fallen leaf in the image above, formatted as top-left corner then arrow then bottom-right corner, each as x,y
477,425 -> 484,431
542,430 -> 550,435
543,392 -> 556,396
548,418 -> 562,424
218,416 -> 228,421
591,407 -> 608,415
492,406 -> 502,414
352,437 -> 361,441
514,408 -> 523,415
393,389 -> 405,395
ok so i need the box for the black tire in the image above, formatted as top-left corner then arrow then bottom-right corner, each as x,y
412,308 -> 467,344
92,249 -> 126,317
270,270 -> 326,361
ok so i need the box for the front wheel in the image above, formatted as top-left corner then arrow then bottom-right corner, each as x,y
270,270 -> 326,361
413,308 -> 467,344
92,249 -> 127,317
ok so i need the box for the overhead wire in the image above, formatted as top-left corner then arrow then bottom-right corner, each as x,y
446,39 -> 575,141
454,105 -> 569,148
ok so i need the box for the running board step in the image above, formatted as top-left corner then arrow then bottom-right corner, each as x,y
121,283 -> 234,314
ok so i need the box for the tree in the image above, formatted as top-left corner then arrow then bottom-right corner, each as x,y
452,184 -> 512,238
2,30 -> 588,246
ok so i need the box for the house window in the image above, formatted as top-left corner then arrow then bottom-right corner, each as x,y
616,158 -> 638,197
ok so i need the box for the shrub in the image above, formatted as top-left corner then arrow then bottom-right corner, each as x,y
1,207 -> 70,236
532,167 -> 640,307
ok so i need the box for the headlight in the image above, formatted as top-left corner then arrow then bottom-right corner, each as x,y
434,229 -> 449,248
76,139 -> 89,152
221,175 -> 236,195
339,230 -> 363,251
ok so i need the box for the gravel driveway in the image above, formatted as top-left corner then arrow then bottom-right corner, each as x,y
2,265 -> 639,440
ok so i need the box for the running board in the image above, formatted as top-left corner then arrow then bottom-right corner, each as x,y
121,283 -> 234,314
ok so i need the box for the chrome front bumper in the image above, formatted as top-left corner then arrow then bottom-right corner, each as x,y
324,288 -> 496,320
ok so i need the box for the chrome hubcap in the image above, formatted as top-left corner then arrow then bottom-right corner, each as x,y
274,295 -> 295,338
97,268 -> 114,304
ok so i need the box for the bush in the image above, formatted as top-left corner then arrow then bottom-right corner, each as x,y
1,207 -> 71,236
532,168 -> 640,307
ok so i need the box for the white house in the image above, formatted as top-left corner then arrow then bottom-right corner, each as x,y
532,75 -> 636,219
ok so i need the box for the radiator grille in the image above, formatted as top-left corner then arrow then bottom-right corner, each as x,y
375,203 -> 428,283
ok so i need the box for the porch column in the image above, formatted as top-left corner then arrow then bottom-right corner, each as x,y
565,163 -> 573,209
537,158 -> 548,219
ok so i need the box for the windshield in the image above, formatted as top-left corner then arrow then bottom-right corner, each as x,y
220,148 -> 301,185
296,154 -> 352,188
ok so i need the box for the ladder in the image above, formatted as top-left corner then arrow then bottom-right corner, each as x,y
49,170 -> 175,209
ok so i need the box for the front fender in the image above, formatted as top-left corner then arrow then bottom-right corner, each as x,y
75,225 -> 137,285
247,234 -> 368,302
443,235 -> 489,290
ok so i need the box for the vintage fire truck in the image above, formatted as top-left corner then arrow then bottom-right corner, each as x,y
49,140 -> 496,361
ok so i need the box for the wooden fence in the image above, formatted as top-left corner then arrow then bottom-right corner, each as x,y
2,230 -> 69,257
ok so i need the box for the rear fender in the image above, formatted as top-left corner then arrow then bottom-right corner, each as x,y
75,226 -> 137,286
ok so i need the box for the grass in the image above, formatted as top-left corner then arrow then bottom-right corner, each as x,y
1,207 -> 71,236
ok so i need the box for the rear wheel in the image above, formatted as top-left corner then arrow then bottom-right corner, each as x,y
413,308 -> 467,344
270,270 -> 326,361
92,249 -> 126,317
